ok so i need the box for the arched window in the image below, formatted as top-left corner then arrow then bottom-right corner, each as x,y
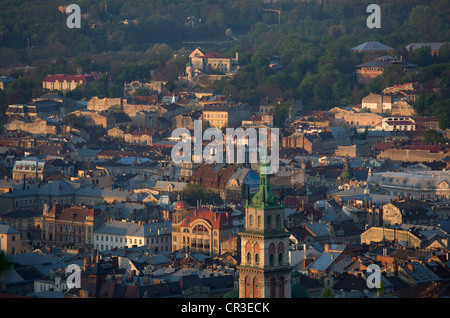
278,252 -> 283,265
253,277 -> 259,298
270,278 -> 276,298
245,276 -> 251,298
255,253 -> 260,265
257,216 -> 261,228
276,214 -> 281,226
247,252 -> 252,264
269,253 -> 274,266
249,215 -> 253,226
279,276 -> 285,298
278,242 -> 284,253
193,225 -> 208,235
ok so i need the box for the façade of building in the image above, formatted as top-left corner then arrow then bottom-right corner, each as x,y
41,203 -> 106,249
171,201 -> 233,257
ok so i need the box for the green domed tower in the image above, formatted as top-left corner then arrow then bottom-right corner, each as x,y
238,162 -> 292,298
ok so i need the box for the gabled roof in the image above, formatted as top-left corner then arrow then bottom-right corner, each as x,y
406,42 -> 447,52
180,208 -> 233,230
0,223 -> 19,234
351,41 -> 394,52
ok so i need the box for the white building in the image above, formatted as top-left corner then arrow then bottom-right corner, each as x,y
368,170 -> 450,201
381,116 -> 415,131
94,220 -> 171,253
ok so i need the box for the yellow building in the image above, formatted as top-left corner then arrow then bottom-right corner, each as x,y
202,104 -> 249,128
0,223 -> 32,255
189,48 -> 239,74
203,105 -> 230,128
171,201 -> 233,257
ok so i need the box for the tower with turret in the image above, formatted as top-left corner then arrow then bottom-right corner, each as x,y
238,163 -> 292,298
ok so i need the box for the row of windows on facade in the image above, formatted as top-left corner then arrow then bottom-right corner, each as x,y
173,235 -> 219,248
175,225 -> 218,235
96,244 -> 170,252
15,165 -> 43,171
248,214 -> 282,229
244,276 -> 288,298
56,224 -> 92,233
204,113 -> 228,118
389,191 -> 449,200
245,241 -> 286,266
96,235 -> 169,245
15,198 -> 74,208
55,234 -> 90,244
39,283 -> 67,292
246,251 -> 285,267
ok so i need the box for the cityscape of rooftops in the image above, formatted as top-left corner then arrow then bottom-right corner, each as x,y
0,0 -> 449,310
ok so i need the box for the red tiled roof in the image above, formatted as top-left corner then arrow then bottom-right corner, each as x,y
130,129 -> 157,136
189,164 -> 237,190
284,196 -> 302,209
385,121 -> 415,126
51,204 -> 102,222
135,95 -> 159,104
181,207 -> 233,229
174,201 -> 188,209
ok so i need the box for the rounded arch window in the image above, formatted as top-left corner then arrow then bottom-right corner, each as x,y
278,252 -> 283,265
247,252 -> 252,264
193,224 -> 208,235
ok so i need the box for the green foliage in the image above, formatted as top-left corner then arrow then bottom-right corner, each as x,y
423,129 -> 449,144
272,102 -> 292,128
322,288 -> 335,298
108,104 -> 123,113
414,93 -> 450,129
180,184 -> 224,206
0,0 -> 449,116
291,284 -> 308,298
0,252 -> 11,275
63,113 -> 87,129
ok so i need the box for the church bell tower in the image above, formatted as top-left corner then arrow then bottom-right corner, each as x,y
238,163 -> 292,298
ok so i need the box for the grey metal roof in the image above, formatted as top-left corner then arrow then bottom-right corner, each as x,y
351,41 -> 394,51
0,224 -> 20,234
406,42 -> 447,52
94,220 -> 171,237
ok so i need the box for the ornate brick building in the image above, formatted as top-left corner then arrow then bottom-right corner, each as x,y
171,201 -> 233,257
41,203 -> 105,248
